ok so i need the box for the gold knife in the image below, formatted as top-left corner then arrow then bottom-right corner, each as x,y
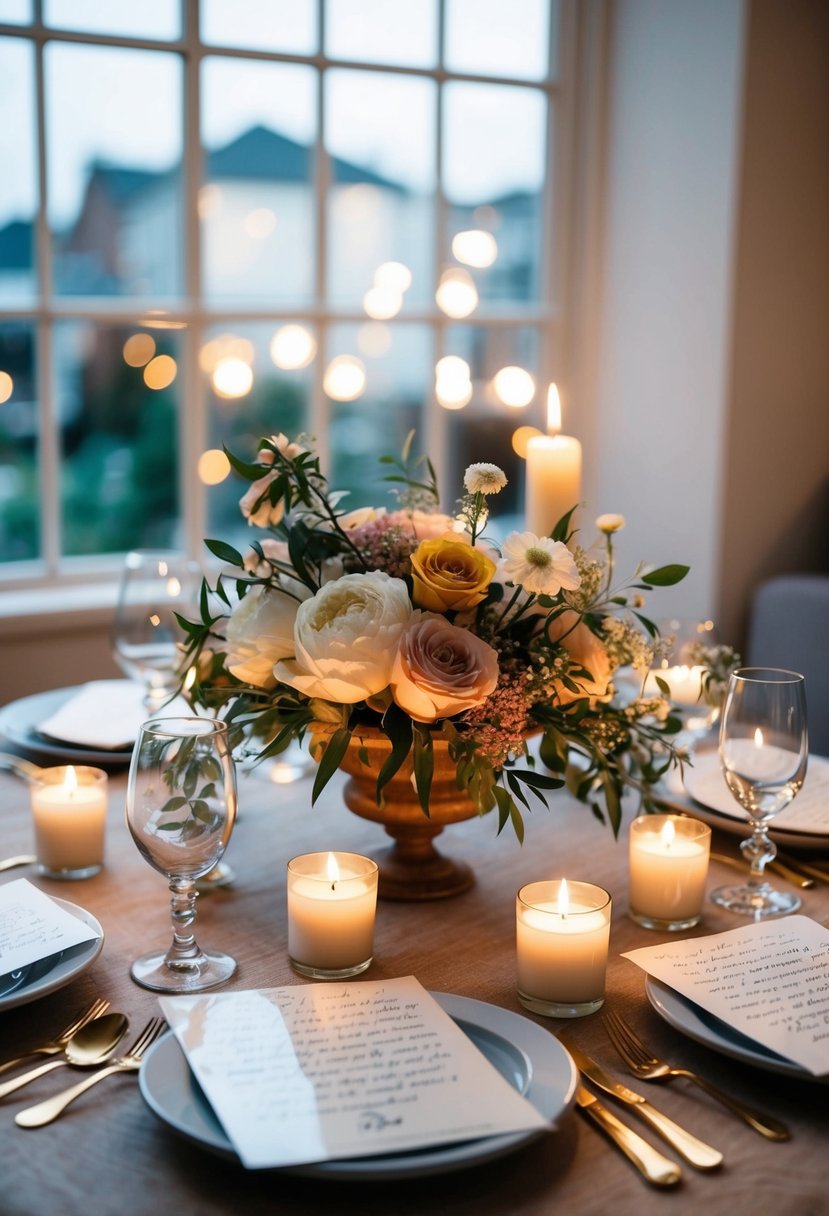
564,1041 -> 723,1170
574,1084 -> 682,1187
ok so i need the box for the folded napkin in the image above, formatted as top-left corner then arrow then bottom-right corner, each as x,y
38,680 -> 190,750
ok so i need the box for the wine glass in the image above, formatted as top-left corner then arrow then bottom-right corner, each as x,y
126,717 -> 238,992
112,550 -> 201,711
710,667 -> 808,919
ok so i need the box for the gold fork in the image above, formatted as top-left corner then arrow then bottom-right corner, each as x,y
602,1007 -> 790,1142
0,997 -> 110,1076
14,1017 -> 167,1128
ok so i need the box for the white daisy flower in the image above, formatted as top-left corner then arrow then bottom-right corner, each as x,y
595,512 -> 625,534
501,531 -> 581,596
463,463 -> 507,495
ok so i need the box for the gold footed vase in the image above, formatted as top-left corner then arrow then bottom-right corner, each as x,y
312,724 -> 477,901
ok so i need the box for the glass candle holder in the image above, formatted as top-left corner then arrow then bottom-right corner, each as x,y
516,879 -> 611,1018
287,851 -> 379,980
30,765 -> 108,879
628,814 -> 712,931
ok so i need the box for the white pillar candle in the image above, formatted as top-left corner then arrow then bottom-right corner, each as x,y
30,765 -> 108,879
524,385 -> 582,537
287,851 -> 379,979
516,879 -> 611,1017
628,814 -> 711,930
644,664 -> 707,706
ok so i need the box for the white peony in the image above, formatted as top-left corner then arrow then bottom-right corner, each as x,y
225,584 -> 304,688
275,571 -> 412,704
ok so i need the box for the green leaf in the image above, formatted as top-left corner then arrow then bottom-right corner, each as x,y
223,446 -> 267,480
633,611 -> 659,639
205,538 -> 245,568
512,770 -> 565,791
551,504 -> 579,542
377,705 -> 413,800
412,726 -> 434,817
506,771 -> 532,813
655,675 -> 672,696
494,785 -> 512,835
155,821 -> 184,832
311,728 -> 352,805
640,564 -> 690,587
160,796 -> 188,814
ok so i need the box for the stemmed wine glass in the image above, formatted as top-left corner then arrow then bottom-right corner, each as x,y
112,550 -> 201,712
126,717 -> 238,991
710,667 -> 808,919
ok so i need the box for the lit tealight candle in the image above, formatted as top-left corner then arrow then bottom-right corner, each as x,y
644,663 -> 706,706
524,384 -> 583,537
30,765 -> 108,880
287,851 -> 379,979
516,878 -> 611,1018
628,814 -> 712,930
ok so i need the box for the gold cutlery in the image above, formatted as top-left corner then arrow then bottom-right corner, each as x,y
562,1040 -> 723,1170
0,854 -> 37,873
602,1006 -> 790,1141
0,997 -> 110,1075
710,851 -> 813,889
775,850 -> 829,885
0,1012 -> 128,1099
574,1083 -> 682,1187
15,1017 -> 166,1127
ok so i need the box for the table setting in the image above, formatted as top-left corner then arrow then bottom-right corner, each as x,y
1,435 -> 828,1216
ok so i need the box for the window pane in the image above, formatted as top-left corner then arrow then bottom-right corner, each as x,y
201,0 -> 317,55
0,39 -> 36,303
0,321 -> 38,564
56,321 -> 182,555
443,83 -> 547,307
201,58 -> 317,305
45,44 -> 183,297
326,323 -> 431,507
44,0 -> 180,39
0,0 -> 30,23
445,0 -> 553,81
201,320 -> 314,544
325,0 -> 437,68
326,71 -> 435,310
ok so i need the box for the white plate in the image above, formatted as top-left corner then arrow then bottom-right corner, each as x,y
139,991 -> 578,1179
645,977 -> 828,1084
681,750 -> 829,852
0,687 -> 134,768
0,897 -> 104,1012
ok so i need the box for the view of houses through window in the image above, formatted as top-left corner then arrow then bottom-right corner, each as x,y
0,0 -> 565,584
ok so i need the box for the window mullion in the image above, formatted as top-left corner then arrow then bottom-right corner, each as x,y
312,0 -> 330,473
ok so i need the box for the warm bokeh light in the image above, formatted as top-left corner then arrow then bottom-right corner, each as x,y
452,229 -> 498,268
212,357 -> 254,399
269,324 -> 316,370
435,355 -> 471,384
143,354 -> 178,390
435,268 -> 479,319
323,355 -> 366,401
198,183 -> 222,219
362,285 -> 402,320
139,311 -> 187,330
511,425 -> 543,459
493,365 -> 535,408
0,371 -> 13,404
197,448 -> 232,485
436,379 -> 473,410
199,335 -> 255,374
374,260 -> 412,293
123,333 -> 156,368
357,322 -> 391,358
244,208 -> 277,239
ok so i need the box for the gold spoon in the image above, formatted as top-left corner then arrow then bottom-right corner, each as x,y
0,1012 -> 128,1100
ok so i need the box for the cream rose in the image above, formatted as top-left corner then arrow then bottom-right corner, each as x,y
275,571 -> 412,703
390,612 -> 499,723
225,584 -> 304,688
546,608 -> 613,706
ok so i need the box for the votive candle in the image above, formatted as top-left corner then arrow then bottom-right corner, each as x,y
516,879 -> 611,1018
30,765 -> 108,880
287,851 -> 379,979
524,384 -> 582,536
628,814 -> 711,930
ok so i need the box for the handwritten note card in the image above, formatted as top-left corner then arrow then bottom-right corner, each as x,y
623,916 -> 829,1075
160,975 -> 547,1169
0,879 -> 100,976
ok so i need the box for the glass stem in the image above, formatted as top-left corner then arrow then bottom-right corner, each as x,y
165,877 -> 202,968
741,825 -> 775,886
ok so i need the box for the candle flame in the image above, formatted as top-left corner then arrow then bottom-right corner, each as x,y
754,727 -> 764,748
661,818 -> 676,849
326,851 -> 341,889
556,877 -> 570,916
64,766 -> 78,797
546,383 -> 562,435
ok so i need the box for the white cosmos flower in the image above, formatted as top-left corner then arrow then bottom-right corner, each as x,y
595,513 -> 625,534
463,463 -> 507,495
501,531 -> 581,596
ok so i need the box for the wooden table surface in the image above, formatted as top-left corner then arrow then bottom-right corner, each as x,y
1,753 -> 827,1216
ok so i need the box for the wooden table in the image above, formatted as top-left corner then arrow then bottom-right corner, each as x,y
1,758 -> 827,1216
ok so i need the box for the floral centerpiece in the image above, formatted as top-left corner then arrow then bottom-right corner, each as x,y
178,432 -> 689,845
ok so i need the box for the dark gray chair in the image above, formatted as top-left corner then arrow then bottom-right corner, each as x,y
746,574 -> 829,757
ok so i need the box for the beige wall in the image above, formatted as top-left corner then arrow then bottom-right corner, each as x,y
716,0 -> 829,646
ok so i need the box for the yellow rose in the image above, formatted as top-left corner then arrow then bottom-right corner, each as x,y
410,537 -> 496,612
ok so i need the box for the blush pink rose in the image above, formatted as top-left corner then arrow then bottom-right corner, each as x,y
390,611 -> 499,723
546,609 -> 613,706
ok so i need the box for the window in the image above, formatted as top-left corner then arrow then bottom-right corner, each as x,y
0,0 -> 569,589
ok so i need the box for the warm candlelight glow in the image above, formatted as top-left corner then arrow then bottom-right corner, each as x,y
628,813 -> 711,930
326,851 -> 341,885
556,877 -> 570,915
661,818 -> 676,848
64,766 -> 78,796
31,765 -> 108,879
754,727 -> 764,748
546,383 -> 562,434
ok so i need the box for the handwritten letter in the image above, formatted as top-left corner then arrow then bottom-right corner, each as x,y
0,879 -> 100,976
623,916 -> 829,1075
160,976 -> 547,1169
